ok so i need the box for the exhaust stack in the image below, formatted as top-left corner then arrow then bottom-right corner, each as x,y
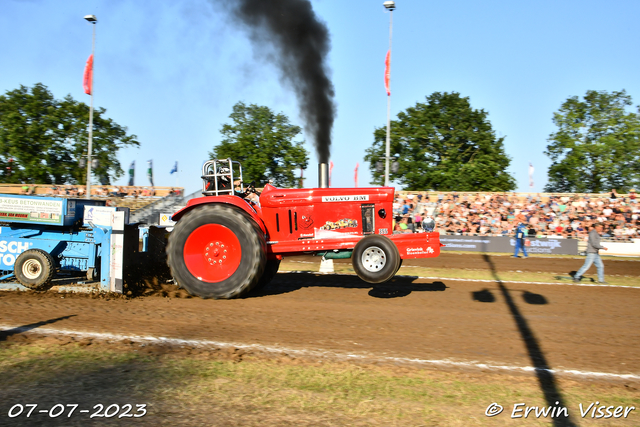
318,163 -> 329,188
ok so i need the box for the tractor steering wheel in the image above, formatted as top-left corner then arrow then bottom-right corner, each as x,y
244,181 -> 261,197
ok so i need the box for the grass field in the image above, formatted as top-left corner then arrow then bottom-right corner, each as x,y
1,340 -> 638,426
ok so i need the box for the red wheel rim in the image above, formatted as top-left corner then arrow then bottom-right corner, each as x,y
183,224 -> 241,282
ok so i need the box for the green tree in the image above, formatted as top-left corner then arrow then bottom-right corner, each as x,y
0,83 -> 139,185
544,90 -> 640,193
210,102 -> 309,187
365,92 -> 515,191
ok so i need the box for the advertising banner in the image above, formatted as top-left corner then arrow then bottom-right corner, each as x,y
439,235 -> 578,255
110,211 -> 125,293
83,205 -> 116,227
0,196 -> 64,225
159,212 -> 176,227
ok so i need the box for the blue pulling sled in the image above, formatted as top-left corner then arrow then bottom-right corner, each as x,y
0,195 -> 127,293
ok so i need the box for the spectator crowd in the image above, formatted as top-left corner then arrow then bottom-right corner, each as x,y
393,190 -> 639,241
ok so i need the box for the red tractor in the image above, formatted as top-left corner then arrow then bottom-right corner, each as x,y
167,159 -> 441,299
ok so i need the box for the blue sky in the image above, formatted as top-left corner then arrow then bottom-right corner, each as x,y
1,0 -> 639,194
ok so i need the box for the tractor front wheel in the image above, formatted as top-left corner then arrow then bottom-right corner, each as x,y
167,204 -> 266,299
352,235 -> 400,284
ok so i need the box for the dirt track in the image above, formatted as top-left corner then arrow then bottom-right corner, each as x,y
1,253 -> 639,381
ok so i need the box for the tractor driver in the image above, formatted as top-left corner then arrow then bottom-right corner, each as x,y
205,166 -> 232,193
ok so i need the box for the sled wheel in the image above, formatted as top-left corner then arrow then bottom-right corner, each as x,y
352,235 -> 400,284
252,259 -> 281,291
15,249 -> 55,291
167,204 -> 266,299
86,267 -> 96,281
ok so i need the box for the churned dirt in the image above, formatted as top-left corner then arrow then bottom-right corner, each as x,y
1,253 -> 639,379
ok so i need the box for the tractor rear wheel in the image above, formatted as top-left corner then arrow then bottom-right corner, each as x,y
252,259 -> 281,291
352,235 -> 400,284
167,204 -> 266,299
15,249 -> 55,291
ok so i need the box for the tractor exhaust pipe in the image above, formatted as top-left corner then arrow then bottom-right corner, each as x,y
318,163 -> 329,188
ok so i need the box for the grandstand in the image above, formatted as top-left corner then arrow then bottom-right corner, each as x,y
394,190 -> 639,242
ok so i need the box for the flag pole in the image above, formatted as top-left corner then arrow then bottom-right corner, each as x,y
85,16 -> 97,198
384,3 -> 394,187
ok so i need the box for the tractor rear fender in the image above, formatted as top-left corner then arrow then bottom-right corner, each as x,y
171,196 -> 267,235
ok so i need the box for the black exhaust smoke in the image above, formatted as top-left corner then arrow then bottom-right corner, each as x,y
214,0 -> 335,164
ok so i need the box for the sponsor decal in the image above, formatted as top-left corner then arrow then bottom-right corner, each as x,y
406,246 -> 434,254
300,215 -> 314,229
378,228 -> 389,235
159,213 -> 176,227
509,238 -> 562,249
320,218 -> 358,231
322,195 -> 369,202
0,197 -> 63,224
0,241 -> 32,266
315,229 -> 360,238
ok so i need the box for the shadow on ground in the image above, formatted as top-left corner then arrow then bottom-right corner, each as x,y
480,254 -> 577,427
250,272 -> 447,299
472,289 -> 548,305
0,316 -> 77,343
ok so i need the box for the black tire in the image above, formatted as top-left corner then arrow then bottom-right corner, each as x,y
86,267 -> 96,281
252,259 -> 281,291
395,258 -> 404,274
14,249 -> 55,291
167,204 -> 266,299
352,235 -> 400,284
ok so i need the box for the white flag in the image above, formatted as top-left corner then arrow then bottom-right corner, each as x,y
529,163 -> 534,188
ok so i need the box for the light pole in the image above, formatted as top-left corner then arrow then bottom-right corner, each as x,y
84,14 -> 97,199
383,1 -> 395,187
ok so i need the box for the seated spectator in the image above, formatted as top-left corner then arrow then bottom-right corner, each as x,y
610,189 -> 619,202
564,222 -> 575,238
398,216 -> 413,233
393,216 -> 407,234
402,200 -> 411,215
414,210 -> 423,226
